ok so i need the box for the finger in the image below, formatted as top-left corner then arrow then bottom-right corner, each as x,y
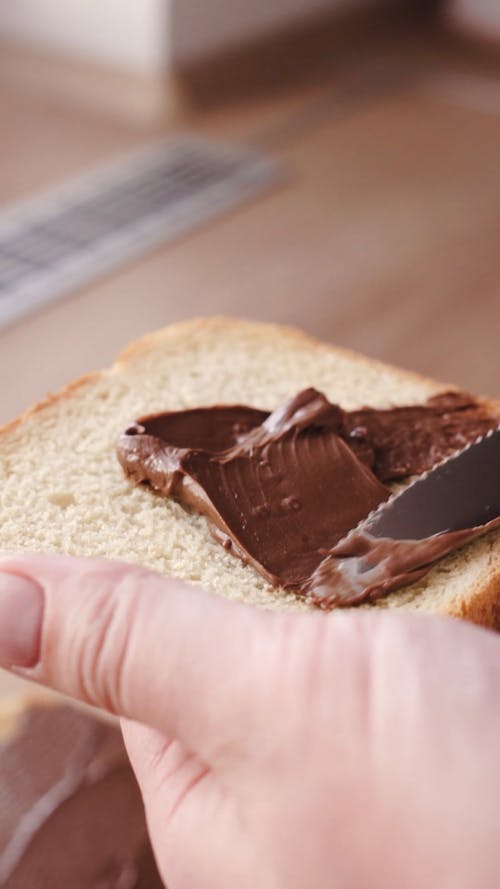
0,554 -> 278,762
122,720 -> 258,889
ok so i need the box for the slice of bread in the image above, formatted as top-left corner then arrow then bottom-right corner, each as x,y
0,317 -> 499,628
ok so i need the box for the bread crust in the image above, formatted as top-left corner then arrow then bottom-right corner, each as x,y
3,317 -> 497,435
0,372 -> 102,438
451,559 -> 500,630
115,316 -> 444,392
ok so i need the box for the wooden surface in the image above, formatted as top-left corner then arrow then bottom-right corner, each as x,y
0,26 -> 499,432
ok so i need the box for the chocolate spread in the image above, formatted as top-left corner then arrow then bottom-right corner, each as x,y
117,388 -> 498,608
307,519 -> 500,609
342,390 -> 498,481
0,705 -> 163,888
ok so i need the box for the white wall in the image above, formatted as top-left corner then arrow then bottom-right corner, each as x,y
0,0 -> 171,74
0,0 -> 374,74
172,0 -> 373,64
448,0 -> 500,39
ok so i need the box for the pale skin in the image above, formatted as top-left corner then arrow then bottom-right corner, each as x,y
0,555 -> 499,889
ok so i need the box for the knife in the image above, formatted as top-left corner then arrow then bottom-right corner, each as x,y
357,425 -> 500,542
308,427 -> 500,607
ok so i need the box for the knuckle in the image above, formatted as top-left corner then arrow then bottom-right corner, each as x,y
63,577 -> 137,713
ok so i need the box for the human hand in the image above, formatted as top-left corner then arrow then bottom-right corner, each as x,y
0,555 -> 498,889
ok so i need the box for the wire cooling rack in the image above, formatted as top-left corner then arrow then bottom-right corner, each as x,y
0,136 -> 280,330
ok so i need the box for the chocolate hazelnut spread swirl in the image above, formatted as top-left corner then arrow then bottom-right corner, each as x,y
117,388 -> 498,608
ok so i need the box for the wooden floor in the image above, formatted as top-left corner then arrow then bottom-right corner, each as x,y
0,24 -> 499,428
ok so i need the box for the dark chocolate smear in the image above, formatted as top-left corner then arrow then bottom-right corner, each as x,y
117,388 -> 499,607
307,520 -> 500,609
119,390 -> 389,589
342,390 -> 498,482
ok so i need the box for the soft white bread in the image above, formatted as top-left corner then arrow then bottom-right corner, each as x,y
0,318 -> 499,627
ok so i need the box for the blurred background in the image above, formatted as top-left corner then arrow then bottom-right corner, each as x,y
0,0 -> 499,428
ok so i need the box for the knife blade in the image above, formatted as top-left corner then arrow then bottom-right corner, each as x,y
308,427 -> 500,608
359,425 -> 500,541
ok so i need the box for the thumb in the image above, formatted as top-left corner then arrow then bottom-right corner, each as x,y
0,554 -> 278,763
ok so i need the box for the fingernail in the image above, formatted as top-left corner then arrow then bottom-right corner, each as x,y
0,572 -> 44,668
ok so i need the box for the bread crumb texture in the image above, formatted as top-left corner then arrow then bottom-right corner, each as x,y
1,318 -> 499,625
